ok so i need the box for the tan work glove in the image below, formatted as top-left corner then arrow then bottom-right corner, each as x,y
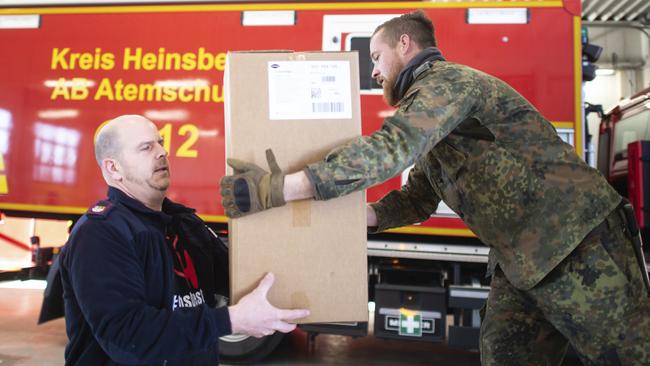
220,149 -> 286,218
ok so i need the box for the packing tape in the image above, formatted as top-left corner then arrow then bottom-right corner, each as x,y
292,200 -> 311,227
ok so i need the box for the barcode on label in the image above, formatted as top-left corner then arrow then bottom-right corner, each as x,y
321,75 -> 336,82
312,102 -> 344,113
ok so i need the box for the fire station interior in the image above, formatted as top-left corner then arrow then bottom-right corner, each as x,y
1,1 -> 650,365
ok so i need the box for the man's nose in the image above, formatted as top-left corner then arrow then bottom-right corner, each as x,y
156,143 -> 168,158
371,67 -> 380,79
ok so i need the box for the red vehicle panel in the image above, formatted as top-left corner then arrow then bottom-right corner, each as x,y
0,1 -> 581,238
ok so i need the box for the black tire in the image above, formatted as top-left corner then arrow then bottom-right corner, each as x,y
218,332 -> 285,364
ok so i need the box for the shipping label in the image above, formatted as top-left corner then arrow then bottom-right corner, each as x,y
267,61 -> 352,120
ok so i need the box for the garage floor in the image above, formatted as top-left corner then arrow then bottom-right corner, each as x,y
0,281 -> 580,366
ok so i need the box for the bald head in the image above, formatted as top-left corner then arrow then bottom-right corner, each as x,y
94,115 -> 152,166
94,114 -> 170,209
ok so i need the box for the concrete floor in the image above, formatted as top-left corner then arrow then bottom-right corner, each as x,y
0,281 -> 580,366
0,283 -> 67,366
261,331 -> 481,366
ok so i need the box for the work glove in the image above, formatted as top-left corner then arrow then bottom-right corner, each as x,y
220,149 -> 286,218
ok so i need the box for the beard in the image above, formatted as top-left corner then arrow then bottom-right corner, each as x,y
124,169 -> 170,192
382,77 -> 398,107
148,175 -> 170,192
380,61 -> 404,107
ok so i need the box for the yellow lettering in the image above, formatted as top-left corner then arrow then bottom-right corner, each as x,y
78,53 -> 93,70
93,48 -> 102,70
68,53 -> 81,69
159,123 -> 172,154
0,153 -> 7,193
90,79 -> 225,103
158,124 -> 200,158
116,48 -> 228,71
215,53 -> 226,71
157,48 -> 166,70
195,85 -> 210,102
178,87 -> 192,102
197,48 -> 213,71
123,48 -> 141,70
165,52 -> 181,71
114,79 -> 125,101
101,52 -> 115,70
181,53 -> 196,71
70,78 -> 89,100
50,78 -> 70,100
0,153 -> 7,194
212,84 -> 224,103
94,78 -> 115,101
51,48 -> 69,70
138,83 -> 157,101
142,52 -> 156,71
0,175 -> 7,194
123,84 -> 138,101
51,48 -> 116,71
177,124 -> 199,158
162,87 -> 177,102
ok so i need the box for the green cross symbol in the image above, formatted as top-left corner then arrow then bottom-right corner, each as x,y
399,313 -> 422,336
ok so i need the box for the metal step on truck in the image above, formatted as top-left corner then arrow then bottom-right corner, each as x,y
0,0 -> 586,363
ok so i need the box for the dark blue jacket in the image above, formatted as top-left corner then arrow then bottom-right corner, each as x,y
59,187 -> 231,365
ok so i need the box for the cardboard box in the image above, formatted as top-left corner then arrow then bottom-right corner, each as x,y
224,51 -> 368,323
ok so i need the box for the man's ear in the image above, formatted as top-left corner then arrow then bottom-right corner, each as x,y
102,158 -> 123,181
398,34 -> 411,54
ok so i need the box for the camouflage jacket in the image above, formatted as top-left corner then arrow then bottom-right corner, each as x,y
305,61 -> 621,290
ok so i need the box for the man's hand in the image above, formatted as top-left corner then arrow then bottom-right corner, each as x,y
220,149 -> 286,218
228,273 -> 310,338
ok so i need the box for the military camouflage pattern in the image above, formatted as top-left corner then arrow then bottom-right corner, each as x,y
306,61 -> 622,289
480,208 -> 650,365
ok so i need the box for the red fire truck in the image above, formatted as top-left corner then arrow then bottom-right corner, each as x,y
598,86 -> 650,253
0,0 -> 584,362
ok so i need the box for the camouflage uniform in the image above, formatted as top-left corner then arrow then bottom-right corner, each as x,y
305,60 -> 650,364
481,208 -> 650,365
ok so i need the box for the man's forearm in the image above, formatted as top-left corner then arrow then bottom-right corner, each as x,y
283,171 -> 314,202
284,170 -> 379,228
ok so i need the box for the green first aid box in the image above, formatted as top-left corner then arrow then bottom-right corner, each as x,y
374,283 -> 447,342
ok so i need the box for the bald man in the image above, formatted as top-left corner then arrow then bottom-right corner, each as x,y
59,115 -> 308,366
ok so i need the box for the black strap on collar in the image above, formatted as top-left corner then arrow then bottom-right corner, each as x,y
392,47 -> 446,103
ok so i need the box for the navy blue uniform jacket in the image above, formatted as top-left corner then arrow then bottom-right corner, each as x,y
59,187 -> 231,365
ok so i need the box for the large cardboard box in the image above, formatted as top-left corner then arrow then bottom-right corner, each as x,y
224,51 -> 368,323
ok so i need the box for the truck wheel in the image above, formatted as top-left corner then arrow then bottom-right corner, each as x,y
218,332 -> 285,364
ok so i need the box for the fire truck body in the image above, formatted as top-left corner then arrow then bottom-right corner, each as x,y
0,1 -> 584,362
598,86 -> 650,252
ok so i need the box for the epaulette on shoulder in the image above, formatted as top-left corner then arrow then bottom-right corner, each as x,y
413,60 -> 434,80
86,200 -> 115,219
